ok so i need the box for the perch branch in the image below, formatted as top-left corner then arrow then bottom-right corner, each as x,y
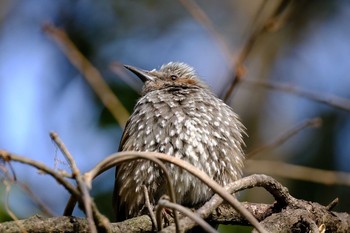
86,151 -> 267,233
2,174 -> 350,232
162,174 -> 291,232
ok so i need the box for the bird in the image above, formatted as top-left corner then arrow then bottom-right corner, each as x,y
113,62 -> 245,221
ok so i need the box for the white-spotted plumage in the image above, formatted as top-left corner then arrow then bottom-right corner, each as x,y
113,62 -> 245,220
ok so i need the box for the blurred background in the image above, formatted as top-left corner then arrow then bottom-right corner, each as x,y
1,0 -> 350,231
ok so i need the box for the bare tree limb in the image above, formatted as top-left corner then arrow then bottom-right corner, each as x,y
2,149 -> 350,232
2,194 -> 349,232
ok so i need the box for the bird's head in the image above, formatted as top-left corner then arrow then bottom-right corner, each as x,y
124,62 -> 207,94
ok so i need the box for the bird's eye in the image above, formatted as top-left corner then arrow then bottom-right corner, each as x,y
170,75 -> 178,80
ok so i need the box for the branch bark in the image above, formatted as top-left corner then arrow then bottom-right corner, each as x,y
1,201 -> 349,233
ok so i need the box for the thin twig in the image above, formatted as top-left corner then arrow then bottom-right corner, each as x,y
242,79 -> 350,112
3,180 -> 28,233
86,151 -> 267,233
223,0 -> 294,101
0,150 -> 79,197
155,200 -> 163,231
0,149 -> 110,232
246,0 -> 269,35
245,160 -> 350,187
17,181 -> 55,217
264,0 -> 294,32
90,199 -> 112,232
50,132 -> 108,233
178,0 -> 232,63
157,197 -> 218,233
4,159 -> 16,181
43,23 -> 129,127
326,198 -> 339,211
50,132 -> 77,174
247,118 -> 322,158
143,185 -> 157,231
79,181 -> 98,233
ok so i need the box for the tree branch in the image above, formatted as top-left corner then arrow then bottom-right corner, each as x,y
2,200 -> 349,233
42,23 -> 130,127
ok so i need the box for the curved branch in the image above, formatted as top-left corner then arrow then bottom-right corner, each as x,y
157,197 -> 217,233
68,152 -> 180,232
85,151 -> 267,233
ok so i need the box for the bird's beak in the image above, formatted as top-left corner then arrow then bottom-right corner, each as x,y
124,65 -> 155,82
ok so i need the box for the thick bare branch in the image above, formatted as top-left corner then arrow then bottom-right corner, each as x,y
2,200 -> 349,233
